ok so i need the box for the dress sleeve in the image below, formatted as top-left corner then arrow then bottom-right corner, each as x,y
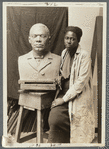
63,52 -> 91,102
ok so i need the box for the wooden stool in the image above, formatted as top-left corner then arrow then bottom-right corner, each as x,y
15,91 -> 54,143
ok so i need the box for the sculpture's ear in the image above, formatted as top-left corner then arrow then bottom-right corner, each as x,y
48,36 -> 51,44
28,36 -> 31,44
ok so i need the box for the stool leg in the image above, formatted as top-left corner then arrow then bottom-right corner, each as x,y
37,109 -> 43,143
15,106 -> 24,142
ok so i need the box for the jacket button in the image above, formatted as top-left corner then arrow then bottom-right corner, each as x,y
41,72 -> 45,76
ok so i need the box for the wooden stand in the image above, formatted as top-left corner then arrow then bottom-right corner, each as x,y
15,91 -> 54,143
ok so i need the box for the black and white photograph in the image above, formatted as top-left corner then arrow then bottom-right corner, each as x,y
2,2 -> 106,147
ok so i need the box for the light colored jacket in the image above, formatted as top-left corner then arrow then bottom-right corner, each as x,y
18,51 -> 61,81
62,45 -> 95,143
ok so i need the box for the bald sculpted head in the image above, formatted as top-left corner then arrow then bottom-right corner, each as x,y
29,23 -> 50,36
29,23 -> 50,52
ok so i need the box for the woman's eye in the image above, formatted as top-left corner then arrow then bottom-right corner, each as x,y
71,38 -> 75,41
65,37 -> 75,41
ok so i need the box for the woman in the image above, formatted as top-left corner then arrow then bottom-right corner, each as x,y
48,26 -> 95,143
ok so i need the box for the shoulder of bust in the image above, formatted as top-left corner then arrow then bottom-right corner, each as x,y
18,51 -> 32,60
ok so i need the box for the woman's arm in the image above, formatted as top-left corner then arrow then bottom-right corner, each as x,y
63,52 -> 91,102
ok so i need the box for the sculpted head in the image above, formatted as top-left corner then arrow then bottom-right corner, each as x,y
29,23 -> 50,52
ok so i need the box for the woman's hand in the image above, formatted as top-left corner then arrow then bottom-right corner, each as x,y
51,98 -> 65,109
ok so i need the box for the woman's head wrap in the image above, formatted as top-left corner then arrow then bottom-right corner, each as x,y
65,26 -> 83,42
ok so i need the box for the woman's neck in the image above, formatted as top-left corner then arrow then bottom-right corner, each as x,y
68,45 -> 78,57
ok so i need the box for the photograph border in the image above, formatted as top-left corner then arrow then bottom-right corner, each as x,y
1,1 -> 108,148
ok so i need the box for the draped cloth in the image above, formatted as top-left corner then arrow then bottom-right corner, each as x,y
7,7 -> 68,134
7,7 -> 68,99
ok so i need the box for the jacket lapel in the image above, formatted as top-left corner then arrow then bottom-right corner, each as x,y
70,45 -> 81,85
76,46 -> 82,78
69,45 -> 82,120
38,58 -> 52,72
27,51 -> 53,72
27,51 -> 38,72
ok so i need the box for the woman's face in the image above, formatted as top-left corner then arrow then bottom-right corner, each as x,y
64,31 -> 78,50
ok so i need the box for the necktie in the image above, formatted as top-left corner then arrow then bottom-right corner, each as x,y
60,50 -> 71,79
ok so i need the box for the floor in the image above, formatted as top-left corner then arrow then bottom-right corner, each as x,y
7,132 -> 98,144
8,131 -> 48,144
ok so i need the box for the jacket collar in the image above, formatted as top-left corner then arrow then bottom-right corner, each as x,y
73,44 -> 81,61
27,50 -> 53,72
27,50 -> 53,59
75,44 -> 81,54
64,44 -> 81,55
63,44 -> 81,60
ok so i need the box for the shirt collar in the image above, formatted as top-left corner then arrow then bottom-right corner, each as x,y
27,50 -> 53,59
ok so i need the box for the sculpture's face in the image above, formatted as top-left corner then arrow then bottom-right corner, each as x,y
29,26 -> 50,52
64,31 -> 78,50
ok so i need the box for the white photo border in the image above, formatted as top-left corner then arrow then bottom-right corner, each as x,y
2,2 -> 107,148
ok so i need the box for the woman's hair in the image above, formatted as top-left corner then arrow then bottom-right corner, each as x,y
65,26 -> 83,42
